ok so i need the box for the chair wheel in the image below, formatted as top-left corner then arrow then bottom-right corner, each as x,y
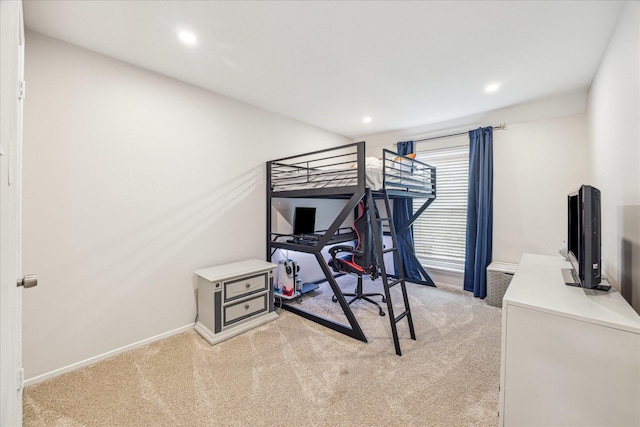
332,295 -> 338,302
379,310 -> 385,317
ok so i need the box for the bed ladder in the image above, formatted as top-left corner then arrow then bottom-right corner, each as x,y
366,188 -> 416,356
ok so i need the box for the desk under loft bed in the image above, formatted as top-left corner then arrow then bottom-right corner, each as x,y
266,141 -> 436,354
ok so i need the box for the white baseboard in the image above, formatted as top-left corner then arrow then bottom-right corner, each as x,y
427,267 -> 464,288
24,323 -> 195,387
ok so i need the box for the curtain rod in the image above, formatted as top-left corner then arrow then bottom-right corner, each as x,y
412,123 -> 507,144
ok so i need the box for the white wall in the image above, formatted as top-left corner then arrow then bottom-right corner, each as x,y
587,0 -> 640,311
360,94 -> 590,286
492,115 -> 589,262
357,91 -> 588,156
22,32 -> 351,380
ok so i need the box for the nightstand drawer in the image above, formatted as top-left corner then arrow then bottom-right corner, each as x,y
224,294 -> 268,326
224,272 -> 268,302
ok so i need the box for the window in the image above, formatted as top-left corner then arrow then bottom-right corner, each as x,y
413,144 -> 469,272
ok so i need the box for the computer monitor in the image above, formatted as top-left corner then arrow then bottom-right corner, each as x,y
293,207 -> 316,236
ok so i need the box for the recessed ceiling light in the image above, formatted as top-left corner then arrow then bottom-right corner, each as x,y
178,31 -> 197,45
362,117 -> 372,123
485,83 -> 501,93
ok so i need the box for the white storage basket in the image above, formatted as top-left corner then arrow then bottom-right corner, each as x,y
486,262 -> 518,307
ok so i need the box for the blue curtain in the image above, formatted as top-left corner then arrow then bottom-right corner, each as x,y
393,141 -> 422,281
463,127 -> 493,298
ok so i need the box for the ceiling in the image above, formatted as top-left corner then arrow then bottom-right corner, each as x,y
23,1 -> 624,138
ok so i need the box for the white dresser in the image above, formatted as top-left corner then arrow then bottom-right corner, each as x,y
195,259 -> 278,345
499,253 -> 640,426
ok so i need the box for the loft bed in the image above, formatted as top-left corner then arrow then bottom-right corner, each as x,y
266,141 -> 436,349
268,141 -> 436,270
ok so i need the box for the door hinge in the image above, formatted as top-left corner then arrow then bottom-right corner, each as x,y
17,368 -> 24,391
18,80 -> 25,100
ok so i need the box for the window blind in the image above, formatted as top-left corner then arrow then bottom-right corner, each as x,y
413,145 -> 469,272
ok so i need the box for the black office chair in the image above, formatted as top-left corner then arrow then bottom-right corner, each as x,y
328,199 -> 386,316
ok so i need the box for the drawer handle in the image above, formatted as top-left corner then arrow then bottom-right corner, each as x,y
244,304 -> 250,310
245,283 -> 251,288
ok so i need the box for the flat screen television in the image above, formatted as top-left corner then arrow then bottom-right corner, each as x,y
565,184 -> 609,291
293,207 -> 316,236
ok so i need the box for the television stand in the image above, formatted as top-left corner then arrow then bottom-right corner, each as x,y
499,254 -> 639,426
561,268 -> 580,286
561,268 -> 611,290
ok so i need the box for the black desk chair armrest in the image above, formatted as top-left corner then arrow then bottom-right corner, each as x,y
329,245 -> 362,258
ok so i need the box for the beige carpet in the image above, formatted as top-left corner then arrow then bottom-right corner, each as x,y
23,276 -> 502,426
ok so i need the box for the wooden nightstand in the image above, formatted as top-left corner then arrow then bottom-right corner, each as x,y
195,259 -> 278,345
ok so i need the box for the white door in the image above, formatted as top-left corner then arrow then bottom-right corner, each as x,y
1,1 -> 26,425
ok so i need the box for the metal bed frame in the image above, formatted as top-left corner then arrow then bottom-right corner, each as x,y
266,141 -> 436,347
